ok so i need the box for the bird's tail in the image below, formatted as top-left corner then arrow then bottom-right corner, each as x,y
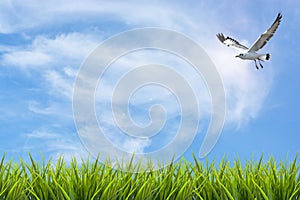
259,53 -> 270,61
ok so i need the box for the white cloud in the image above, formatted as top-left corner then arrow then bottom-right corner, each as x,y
2,32 -> 100,68
0,0 -> 181,33
1,32 -> 101,102
122,138 -> 152,153
1,1 -> 277,159
63,67 -> 78,77
206,42 -> 273,126
44,70 -> 74,99
31,33 -> 100,60
28,101 -> 73,121
28,101 -> 58,115
5,1 -> 271,124
0,0 -> 18,33
2,50 -> 51,68
23,126 -> 89,162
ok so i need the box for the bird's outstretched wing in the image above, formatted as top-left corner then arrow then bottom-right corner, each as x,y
248,13 -> 282,52
216,33 -> 248,51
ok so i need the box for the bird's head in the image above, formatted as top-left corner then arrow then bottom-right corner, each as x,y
235,53 -> 244,58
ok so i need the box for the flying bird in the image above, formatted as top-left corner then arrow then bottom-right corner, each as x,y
217,13 -> 282,69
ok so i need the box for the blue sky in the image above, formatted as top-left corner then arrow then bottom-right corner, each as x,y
0,0 -> 299,165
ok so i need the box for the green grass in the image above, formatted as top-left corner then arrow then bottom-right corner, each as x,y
0,153 -> 299,199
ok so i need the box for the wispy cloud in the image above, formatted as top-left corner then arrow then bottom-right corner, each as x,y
0,1 -> 278,158
1,33 -> 100,68
2,51 -> 51,68
2,1 -> 273,126
23,125 -> 88,162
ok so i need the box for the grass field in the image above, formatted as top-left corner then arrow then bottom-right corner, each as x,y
0,153 -> 299,199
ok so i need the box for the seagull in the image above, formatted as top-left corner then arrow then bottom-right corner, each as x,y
217,13 -> 282,70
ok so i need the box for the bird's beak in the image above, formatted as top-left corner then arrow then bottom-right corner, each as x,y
235,55 -> 239,57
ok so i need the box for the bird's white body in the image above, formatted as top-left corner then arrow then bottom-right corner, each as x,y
236,52 -> 268,61
237,52 -> 260,60
217,13 -> 282,69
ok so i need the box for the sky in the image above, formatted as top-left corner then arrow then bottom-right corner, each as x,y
0,0 -> 299,166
